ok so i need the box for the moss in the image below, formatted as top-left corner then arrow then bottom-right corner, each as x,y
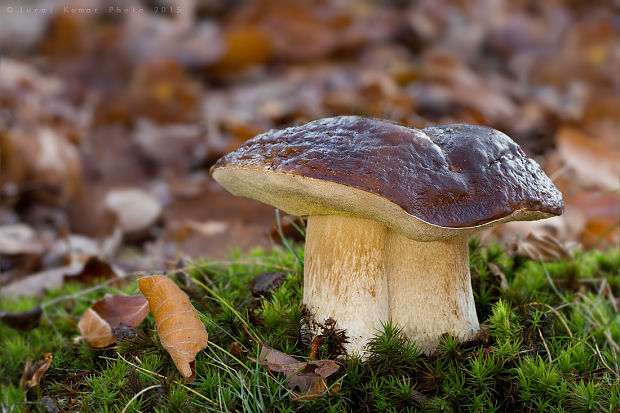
1,242 -> 619,412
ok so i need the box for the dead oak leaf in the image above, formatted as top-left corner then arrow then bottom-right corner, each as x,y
251,345 -> 341,398
0,306 -> 43,331
20,353 -> 52,391
78,295 -> 149,347
138,275 -> 208,381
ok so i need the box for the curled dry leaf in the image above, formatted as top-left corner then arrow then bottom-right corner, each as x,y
251,345 -> 341,399
78,295 -> 149,347
508,232 -> 579,262
138,275 -> 208,381
20,353 -> 53,391
229,341 -> 247,358
0,306 -> 43,331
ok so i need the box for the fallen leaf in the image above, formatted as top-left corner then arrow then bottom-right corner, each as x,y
566,190 -> 620,248
78,308 -> 115,347
138,275 -> 208,381
250,271 -> 287,297
78,295 -> 149,348
508,233 -> 579,262
0,306 -> 43,331
0,264 -> 82,296
0,224 -> 46,255
229,342 -> 247,358
90,295 -> 149,329
556,127 -> 620,190
63,256 -> 123,284
252,345 -> 340,398
104,188 -> 162,239
487,263 -> 509,292
209,26 -> 272,73
20,353 -> 52,391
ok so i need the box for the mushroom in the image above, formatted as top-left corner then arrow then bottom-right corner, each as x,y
210,116 -> 564,355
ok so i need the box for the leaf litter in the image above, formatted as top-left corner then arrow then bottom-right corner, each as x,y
251,344 -> 342,400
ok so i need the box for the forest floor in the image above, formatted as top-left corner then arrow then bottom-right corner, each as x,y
1,236 -> 618,412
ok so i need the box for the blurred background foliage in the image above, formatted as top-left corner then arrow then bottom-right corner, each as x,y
0,0 -> 618,293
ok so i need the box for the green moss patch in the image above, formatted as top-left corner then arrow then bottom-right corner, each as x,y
1,242 -> 618,412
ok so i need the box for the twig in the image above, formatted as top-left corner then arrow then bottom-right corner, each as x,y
121,384 -> 161,413
537,328 -> 552,363
41,278 -> 124,309
527,302 -> 573,339
594,343 -> 620,379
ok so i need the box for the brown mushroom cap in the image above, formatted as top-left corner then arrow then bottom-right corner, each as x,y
211,116 -> 563,241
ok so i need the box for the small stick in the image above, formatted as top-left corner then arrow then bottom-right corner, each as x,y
528,302 -> 573,339
537,328 -> 552,363
121,384 -> 161,413
594,343 -> 620,379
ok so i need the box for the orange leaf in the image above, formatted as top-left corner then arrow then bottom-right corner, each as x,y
138,275 -> 208,381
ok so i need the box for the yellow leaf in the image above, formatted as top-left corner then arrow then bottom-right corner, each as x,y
138,275 -> 208,381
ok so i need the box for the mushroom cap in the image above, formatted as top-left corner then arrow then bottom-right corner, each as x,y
211,116 -> 563,241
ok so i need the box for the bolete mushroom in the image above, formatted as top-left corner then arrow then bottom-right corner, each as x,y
210,116 -> 563,355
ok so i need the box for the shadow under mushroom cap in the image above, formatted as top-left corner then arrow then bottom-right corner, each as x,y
211,116 -> 564,234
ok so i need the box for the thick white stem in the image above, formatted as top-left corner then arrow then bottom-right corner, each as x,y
303,215 -> 479,356
385,231 -> 479,353
303,215 -> 390,356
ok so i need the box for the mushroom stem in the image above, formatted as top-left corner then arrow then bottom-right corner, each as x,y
303,215 -> 479,356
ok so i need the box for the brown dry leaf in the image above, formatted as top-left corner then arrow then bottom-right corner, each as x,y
252,345 -> 340,398
229,342 -> 247,358
0,306 -> 43,331
78,308 -> 115,347
210,26 -> 273,73
20,353 -> 53,391
508,233 -> 579,262
0,224 -> 46,255
138,275 -> 208,381
1,127 -> 82,205
566,190 -> 620,248
90,295 -> 149,329
250,272 -> 287,297
103,188 -> 162,239
63,256 -> 123,284
487,263 -> 509,292
556,127 -> 620,190
78,294 -> 149,348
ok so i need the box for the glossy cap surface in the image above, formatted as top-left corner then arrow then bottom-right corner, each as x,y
211,116 -> 563,241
